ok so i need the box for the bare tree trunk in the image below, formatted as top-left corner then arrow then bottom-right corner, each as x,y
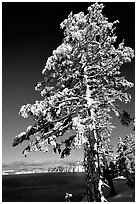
84,128 -> 101,202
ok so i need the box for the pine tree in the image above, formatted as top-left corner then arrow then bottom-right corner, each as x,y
13,3 -> 134,201
116,131 -> 135,190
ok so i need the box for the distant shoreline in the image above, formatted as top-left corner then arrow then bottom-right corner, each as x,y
2,171 -> 85,176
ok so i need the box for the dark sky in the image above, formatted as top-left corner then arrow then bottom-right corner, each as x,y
2,2 -> 135,169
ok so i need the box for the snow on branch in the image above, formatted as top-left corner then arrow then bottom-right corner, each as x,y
13,2 -> 134,163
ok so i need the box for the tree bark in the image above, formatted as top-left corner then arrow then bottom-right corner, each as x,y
103,165 -> 116,196
84,128 -> 101,202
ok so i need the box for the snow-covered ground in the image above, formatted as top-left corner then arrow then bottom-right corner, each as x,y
81,177 -> 135,202
113,176 -> 126,180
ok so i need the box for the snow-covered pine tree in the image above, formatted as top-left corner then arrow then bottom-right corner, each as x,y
116,131 -> 135,189
13,3 -> 134,202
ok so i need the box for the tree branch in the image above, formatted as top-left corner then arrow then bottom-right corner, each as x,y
22,120 -> 73,155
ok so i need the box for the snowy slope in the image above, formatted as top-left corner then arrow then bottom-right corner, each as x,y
81,178 -> 135,202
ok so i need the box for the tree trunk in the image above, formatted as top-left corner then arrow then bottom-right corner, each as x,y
84,128 -> 101,202
103,165 -> 116,196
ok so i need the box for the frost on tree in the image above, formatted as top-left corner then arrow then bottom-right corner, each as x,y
12,3 -> 134,202
116,132 -> 135,190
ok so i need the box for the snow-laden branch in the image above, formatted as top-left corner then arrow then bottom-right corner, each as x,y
13,112 -> 75,147
22,120 -> 73,157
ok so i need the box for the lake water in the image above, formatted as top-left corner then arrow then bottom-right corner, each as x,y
2,172 -> 86,202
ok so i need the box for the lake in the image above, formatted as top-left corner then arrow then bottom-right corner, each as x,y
2,172 -> 86,202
